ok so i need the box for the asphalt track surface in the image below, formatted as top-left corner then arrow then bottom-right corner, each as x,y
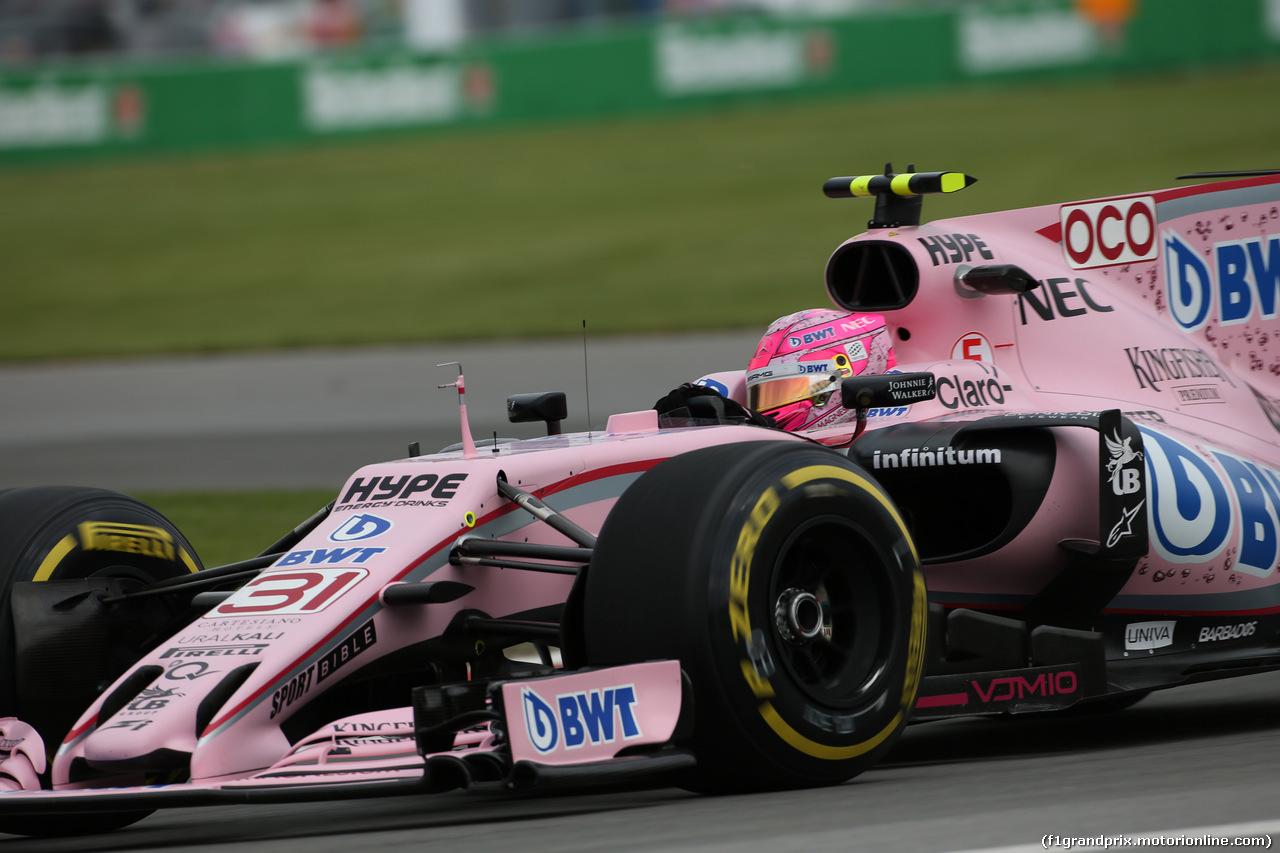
0,331 -> 760,492
3,336 -> 1280,851
1,672 -> 1279,852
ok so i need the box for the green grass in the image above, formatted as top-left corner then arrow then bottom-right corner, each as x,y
3,64 -> 1280,362
137,490 -> 336,570
34,65 -> 1280,567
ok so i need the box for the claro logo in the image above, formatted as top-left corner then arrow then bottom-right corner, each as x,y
1060,197 -> 1157,269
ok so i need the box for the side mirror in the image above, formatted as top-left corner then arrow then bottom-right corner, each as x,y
841,373 -> 936,410
507,391 -> 568,436
957,264 -> 1038,295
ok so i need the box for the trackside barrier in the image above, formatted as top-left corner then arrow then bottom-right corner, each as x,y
2,0 -> 1278,166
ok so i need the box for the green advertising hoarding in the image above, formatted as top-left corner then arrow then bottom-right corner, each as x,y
2,0 -> 1277,167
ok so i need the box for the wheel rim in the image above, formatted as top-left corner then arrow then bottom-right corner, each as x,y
83,564 -> 160,585
768,515 -> 895,709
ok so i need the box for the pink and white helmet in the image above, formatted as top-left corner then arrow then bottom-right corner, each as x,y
746,309 -> 897,431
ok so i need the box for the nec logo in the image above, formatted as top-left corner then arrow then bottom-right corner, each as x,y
1060,197 -> 1157,269
521,684 -> 641,753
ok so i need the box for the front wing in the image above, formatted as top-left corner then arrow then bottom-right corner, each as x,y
0,661 -> 692,818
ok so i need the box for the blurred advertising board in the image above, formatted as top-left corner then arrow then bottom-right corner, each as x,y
2,0 -> 1277,166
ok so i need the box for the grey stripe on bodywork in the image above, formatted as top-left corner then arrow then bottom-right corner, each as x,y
1157,182 -> 1280,222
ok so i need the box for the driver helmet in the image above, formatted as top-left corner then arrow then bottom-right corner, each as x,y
746,308 -> 896,431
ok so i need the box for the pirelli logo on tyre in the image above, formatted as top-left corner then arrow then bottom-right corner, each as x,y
901,570 -> 928,711
731,487 -> 780,702
78,521 -> 176,561
729,488 -> 779,647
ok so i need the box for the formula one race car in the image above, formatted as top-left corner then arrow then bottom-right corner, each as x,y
3,166 -> 1280,836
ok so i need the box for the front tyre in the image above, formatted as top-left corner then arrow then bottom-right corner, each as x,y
0,488 -> 200,836
584,442 -> 927,792
0,487 -> 201,752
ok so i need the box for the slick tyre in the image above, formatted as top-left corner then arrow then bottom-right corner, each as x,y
584,442 -> 927,792
0,487 -> 202,744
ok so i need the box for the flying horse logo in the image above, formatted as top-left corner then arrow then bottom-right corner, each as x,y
1105,430 -> 1143,496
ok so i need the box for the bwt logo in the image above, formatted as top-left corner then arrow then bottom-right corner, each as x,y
1060,197 -> 1156,269
329,514 -> 392,542
1141,426 -> 1280,578
521,684 -> 641,754
278,547 -> 384,566
694,378 -> 729,397
1165,230 -> 1280,332
788,327 -> 835,348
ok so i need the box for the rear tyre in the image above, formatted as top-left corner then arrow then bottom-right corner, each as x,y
584,442 -> 927,792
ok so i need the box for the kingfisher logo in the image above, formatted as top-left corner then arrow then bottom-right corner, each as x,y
329,514 -> 392,542
521,684 -> 641,754
1165,230 -> 1280,331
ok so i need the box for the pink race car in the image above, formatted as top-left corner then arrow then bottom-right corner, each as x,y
2,166 -> 1279,836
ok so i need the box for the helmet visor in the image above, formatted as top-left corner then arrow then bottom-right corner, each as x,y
746,358 -> 847,412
